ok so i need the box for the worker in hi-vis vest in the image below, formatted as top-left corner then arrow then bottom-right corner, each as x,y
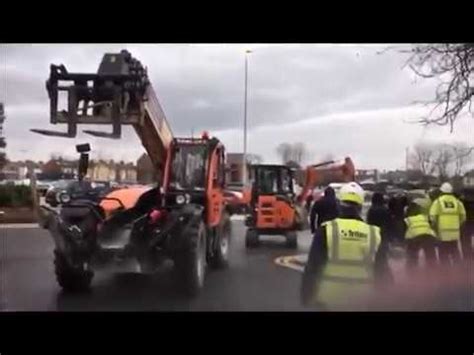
404,201 -> 437,270
301,182 -> 393,310
429,182 -> 466,266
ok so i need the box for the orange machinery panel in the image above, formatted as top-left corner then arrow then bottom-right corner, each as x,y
256,195 -> 295,229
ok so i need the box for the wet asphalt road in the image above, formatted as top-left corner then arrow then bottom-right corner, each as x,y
1,220 -> 472,311
1,220 -> 312,311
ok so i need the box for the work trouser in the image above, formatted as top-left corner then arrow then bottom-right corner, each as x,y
438,240 -> 461,266
460,222 -> 473,260
391,218 -> 405,244
405,235 -> 437,269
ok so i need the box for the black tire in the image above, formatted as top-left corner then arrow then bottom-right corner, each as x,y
286,231 -> 298,249
137,255 -> 156,274
174,220 -> 207,297
209,212 -> 231,269
245,228 -> 259,248
54,250 -> 93,292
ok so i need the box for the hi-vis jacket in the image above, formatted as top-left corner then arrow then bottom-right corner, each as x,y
429,194 -> 466,241
301,216 -> 387,309
404,214 -> 436,239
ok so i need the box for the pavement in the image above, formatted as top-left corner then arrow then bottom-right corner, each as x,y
1,219 -> 472,311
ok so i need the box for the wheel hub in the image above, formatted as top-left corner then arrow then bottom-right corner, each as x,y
220,233 -> 229,257
196,240 -> 205,284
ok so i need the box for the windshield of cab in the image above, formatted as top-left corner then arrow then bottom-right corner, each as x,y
169,144 -> 208,191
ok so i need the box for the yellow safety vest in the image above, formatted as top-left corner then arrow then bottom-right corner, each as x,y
429,195 -> 466,241
316,218 -> 381,308
404,214 -> 435,239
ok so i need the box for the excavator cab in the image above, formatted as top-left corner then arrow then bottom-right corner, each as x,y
245,165 -> 298,248
244,158 -> 356,249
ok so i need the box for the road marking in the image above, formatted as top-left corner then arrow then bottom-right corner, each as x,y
274,254 -> 307,272
0,223 -> 40,229
230,215 -> 245,221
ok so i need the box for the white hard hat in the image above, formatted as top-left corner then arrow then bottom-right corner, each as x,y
440,182 -> 453,193
339,182 -> 365,205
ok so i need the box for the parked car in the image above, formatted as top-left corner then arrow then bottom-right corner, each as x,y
36,180 -> 55,196
45,180 -> 113,207
224,190 -> 247,215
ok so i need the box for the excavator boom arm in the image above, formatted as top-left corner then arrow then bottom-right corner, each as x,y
297,157 -> 355,203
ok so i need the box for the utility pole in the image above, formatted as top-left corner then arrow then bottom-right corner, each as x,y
0,103 -> 6,178
242,49 -> 252,186
27,161 -> 39,222
405,147 -> 409,171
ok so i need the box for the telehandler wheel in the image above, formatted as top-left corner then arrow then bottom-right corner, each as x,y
245,228 -> 259,248
286,231 -> 298,249
175,220 -> 207,297
209,212 -> 231,269
53,250 -> 93,292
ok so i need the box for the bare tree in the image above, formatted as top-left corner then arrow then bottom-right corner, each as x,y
292,142 -> 307,164
450,142 -> 474,176
403,43 -> 474,131
433,144 -> 454,180
246,153 -> 263,165
276,143 -> 292,164
50,152 -> 63,161
276,142 -> 307,165
321,153 -> 335,163
409,142 -> 436,175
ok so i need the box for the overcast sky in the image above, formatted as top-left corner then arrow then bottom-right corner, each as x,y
0,43 -> 472,170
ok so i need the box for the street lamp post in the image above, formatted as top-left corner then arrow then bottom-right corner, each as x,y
242,49 -> 252,186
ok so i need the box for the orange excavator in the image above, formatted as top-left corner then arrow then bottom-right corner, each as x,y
243,158 -> 355,248
35,50 -> 231,296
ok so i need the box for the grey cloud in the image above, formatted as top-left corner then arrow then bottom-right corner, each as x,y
1,43 -> 460,166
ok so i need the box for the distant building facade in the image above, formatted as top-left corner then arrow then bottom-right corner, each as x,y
115,161 -> 137,183
40,157 -> 137,183
356,169 -> 379,183
136,153 -> 157,184
41,158 -> 77,180
226,153 -> 245,186
2,161 -> 28,180
88,160 -> 116,181
464,170 -> 474,187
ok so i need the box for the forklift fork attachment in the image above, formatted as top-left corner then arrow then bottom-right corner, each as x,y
31,50 -> 148,139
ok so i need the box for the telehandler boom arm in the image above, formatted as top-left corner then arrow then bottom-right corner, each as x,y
31,50 -> 173,170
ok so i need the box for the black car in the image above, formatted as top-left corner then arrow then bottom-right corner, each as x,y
45,180 -> 113,207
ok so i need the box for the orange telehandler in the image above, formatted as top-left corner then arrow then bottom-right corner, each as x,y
243,158 -> 355,248
35,50 -> 231,296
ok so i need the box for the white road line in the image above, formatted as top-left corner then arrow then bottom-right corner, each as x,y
274,254 -> 307,272
0,223 -> 40,229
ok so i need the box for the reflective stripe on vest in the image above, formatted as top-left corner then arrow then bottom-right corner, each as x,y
404,214 -> 435,239
434,195 -> 462,241
323,219 -> 381,283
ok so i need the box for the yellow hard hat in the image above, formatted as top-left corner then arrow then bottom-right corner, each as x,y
338,182 -> 364,205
